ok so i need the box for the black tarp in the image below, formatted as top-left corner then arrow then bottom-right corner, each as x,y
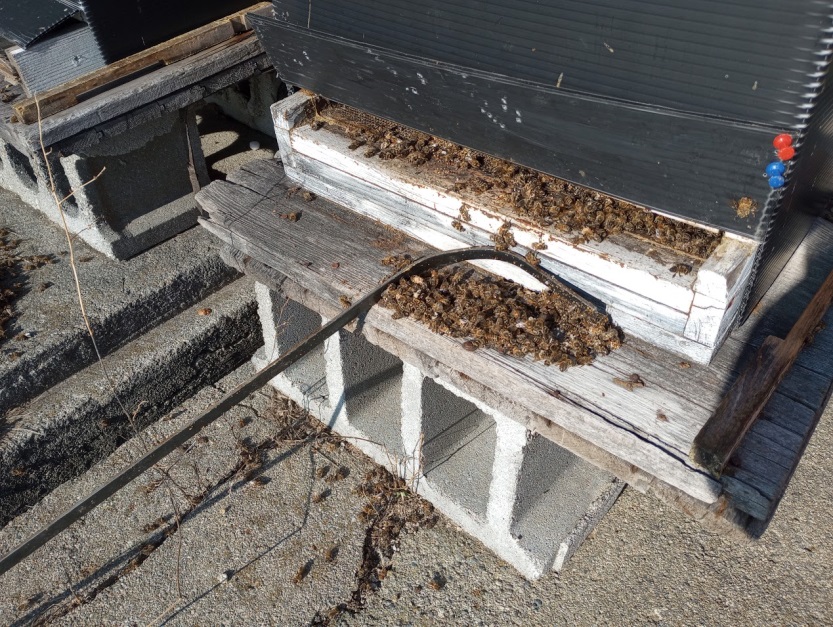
0,0 -> 258,61
0,0 -> 75,48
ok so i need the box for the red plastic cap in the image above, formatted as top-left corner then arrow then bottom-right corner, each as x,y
777,146 -> 796,161
773,134 -> 793,150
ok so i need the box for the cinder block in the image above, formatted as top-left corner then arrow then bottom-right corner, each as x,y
253,281 -> 624,578
252,282 -> 330,417
205,72 -> 283,138
419,376 -> 496,520
0,108 -> 208,259
328,326 -> 405,458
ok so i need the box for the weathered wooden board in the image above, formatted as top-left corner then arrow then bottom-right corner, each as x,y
1,33 -> 266,151
196,158 -> 833,526
11,3 -> 270,124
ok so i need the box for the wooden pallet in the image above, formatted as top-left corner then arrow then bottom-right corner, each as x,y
8,2 -> 271,124
196,158 -> 833,530
272,93 -> 758,364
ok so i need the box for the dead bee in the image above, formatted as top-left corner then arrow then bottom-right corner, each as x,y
348,138 -> 366,151
491,221 -> 516,251
141,516 -> 168,533
10,467 -> 26,477
669,263 -> 692,277
312,489 -> 331,504
364,146 -> 380,158
458,205 -> 472,222
324,546 -> 339,562
316,465 -> 331,479
428,573 -> 447,591
250,476 -> 270,488
532,240 -> 548,251
678,361 -> 691,369
732,196 -> 758,218
612,373 -> 645,392
302,191 -> 316,202
293,560 -> 314,584
451,220 -> 465,232
462,340 -> 480,352
656,410 -> 668,422
339,295 -> 352,308
310,120 -> 324,131
280,212 -> 301,222
525,250 -> 541,266
286,185 -> 301,197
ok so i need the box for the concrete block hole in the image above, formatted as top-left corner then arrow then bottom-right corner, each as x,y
1,142 -> 38,191
337,329 -> 405,457
420,377 -> 496,519
510,434 -> 618,558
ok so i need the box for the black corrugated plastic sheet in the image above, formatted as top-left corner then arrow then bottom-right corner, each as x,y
274,0 -> 832,129
0,0 -> 75,48
78,0 -> 257,63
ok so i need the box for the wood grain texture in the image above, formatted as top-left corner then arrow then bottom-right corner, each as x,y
692,266 -> 833,477
196,158 -> 833,524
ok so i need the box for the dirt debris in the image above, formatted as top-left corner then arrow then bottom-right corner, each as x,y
312,465 -> 438,625
310,101 -> 722,259
380,262 -> 621,369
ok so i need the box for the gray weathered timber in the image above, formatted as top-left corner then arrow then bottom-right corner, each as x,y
0,36 -> 268,151
196,158 -> 833,525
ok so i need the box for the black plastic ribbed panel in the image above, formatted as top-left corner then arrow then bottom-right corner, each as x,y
0,0 -> 75,48
274,0 -> 830,129
78,0 -> 257,63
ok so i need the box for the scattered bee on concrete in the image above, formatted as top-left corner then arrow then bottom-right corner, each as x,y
280,212 -> 301,222
669,263 -> 692,277
348,138 -> 367,151
310,120 -> 325,131
250,476 -> 270,489
286,185 -> 301,197
324,545 -> 339,562
325,466 -> 351,483
197,307 -> 212,316
302,191 -> 316,202
428,573 -> 447,591
451,220 -> 465,232
458,205 -> 472,222
612,373 -> 645,391
10,467 -> 26,477
316,465 -> 331,480
312,489 -> 331,504
141,516 -> 168,533
293,559 -> 314,584
732,196 -> 758,218
339,295 -> 352,308
656,410 -> 668,422
678,361 -> 691,369
532,240 -> 548,250
462,340 -> 480,352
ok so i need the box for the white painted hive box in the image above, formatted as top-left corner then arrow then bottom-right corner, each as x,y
271,92 -> 758,364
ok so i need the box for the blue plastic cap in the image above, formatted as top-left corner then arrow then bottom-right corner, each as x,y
768,175 -> 786,189
765,161 -> 786,177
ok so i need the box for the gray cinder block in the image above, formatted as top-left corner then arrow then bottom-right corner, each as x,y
0,109 -> 208,260
252,281 -> 625,578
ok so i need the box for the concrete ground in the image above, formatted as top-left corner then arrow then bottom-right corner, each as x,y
1,361 -> 829,625
1,109 -> 829,625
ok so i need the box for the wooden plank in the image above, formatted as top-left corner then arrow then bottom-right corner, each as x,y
14,36 -> 266,150
691,265 -> 833,477
11,3 -> 269,124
